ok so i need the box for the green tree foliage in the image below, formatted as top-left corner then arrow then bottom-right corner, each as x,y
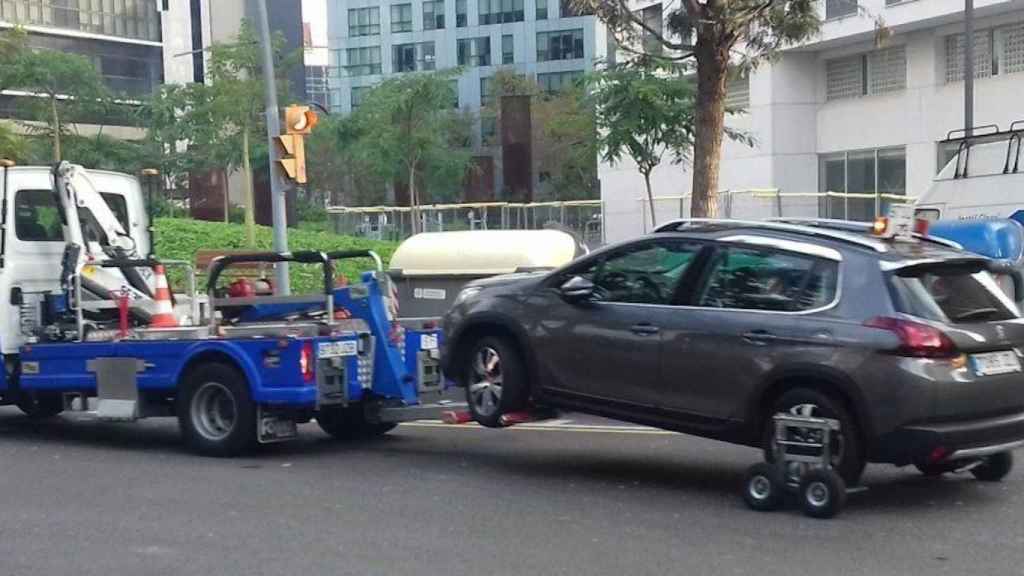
306,113 -> 389,208
589,61 -> 696,227
342,71 -> 473,232
7,50 -> 111,162
143,21 -> 297,243
577,0 -> 820,216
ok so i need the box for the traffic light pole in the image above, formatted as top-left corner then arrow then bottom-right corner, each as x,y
253,0 -> 290,295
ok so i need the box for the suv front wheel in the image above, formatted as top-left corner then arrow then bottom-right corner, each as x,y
463,336 -> 528,428
764,388 -> 866,486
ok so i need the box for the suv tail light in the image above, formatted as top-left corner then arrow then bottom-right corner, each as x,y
300,342 -> 315,382
864,316 -> 958,358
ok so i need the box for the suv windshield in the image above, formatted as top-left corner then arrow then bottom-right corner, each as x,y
889,264 -> 1017,324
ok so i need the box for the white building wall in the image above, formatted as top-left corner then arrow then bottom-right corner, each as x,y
600,0 -> 1024,244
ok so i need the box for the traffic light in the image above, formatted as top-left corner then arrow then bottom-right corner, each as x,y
275,105 -> 319,184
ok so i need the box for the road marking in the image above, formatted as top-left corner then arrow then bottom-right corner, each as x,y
400,420 -> 676,435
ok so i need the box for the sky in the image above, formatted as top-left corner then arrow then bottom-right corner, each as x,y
302,0 -> 329,65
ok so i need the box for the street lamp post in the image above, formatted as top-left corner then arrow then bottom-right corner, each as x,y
253,0 -> 290,295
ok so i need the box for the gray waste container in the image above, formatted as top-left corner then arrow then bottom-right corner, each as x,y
388,229 -> 586,320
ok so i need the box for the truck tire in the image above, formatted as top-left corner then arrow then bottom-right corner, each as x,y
16,392 -> 64,420
463,336 -> 528,428
177,363 -> 256,457
317,404 -> 397,440
764,388 -> 866,487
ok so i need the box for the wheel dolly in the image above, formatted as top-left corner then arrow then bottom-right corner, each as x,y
742,413 -> 865,519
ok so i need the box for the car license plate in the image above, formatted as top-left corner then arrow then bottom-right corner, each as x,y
258,416 -> 298,443
421,334 -> 439,351
318,340 -> 357,358
970,351 -> 1022,376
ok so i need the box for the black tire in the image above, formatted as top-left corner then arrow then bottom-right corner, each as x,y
177,363 -> 256,457
16,392 -> 64,420
462,336 -> 529,428
742,462 -> 786,512
316,404 -> 397,440
971,452 -> 1014,482
799,468 -> 847,519
764,388 -> 866,486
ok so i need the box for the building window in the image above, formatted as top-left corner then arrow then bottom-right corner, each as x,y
818,147 -> 906,221
724,72 -> 749,110
347,46 -> 382,76
537,29 -> 585,61
423,0 -> 445,29
945,23 -> 1024,83
635,3 -> 663,55
457,0 -> 468,26
479,0 -> 524,24
502,34 -> 514,64
0,0 -> 162,42
536,0 -> 548,19
351,85 -> 373,110
306,65 -> 330,110
825,0 -> 857,20
481,114 -> 497,146
559,0 -> 592,17
391,3 -> 413,32
449,79 -> 460,108
537,70 -> 583,92
825,46 -> 906,101
457,37 -> 492,67
393,42 -> 436,72
480,77 -> 494,107
348,7 -> 381,36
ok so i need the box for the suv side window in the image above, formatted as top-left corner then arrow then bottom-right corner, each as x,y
697,246 -> 838,312
575,240 -> 702,305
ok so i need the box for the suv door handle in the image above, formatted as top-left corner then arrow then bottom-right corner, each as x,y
630,323 -> 660,336
742,329 -> 777,344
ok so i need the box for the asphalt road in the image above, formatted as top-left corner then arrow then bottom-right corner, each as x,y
0,408 -> 1022,576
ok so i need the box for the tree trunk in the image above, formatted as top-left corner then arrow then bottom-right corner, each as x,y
408,162 -> 419,235
241,127 -> 256,247
690,38 -> 730,219
50,96 -> 61,162
643,170 -> 657,229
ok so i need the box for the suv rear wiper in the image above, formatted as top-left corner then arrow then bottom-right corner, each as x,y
952,307 -> 1002,322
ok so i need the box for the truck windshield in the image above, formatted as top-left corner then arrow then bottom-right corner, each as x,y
889,264 -> 1017,324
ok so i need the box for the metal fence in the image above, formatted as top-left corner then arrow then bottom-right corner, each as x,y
637,190 -> 918,234
328,200 -> 605,246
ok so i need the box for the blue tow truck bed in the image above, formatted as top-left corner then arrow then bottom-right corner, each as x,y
3,250 -> 445,456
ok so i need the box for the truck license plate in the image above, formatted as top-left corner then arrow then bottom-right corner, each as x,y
258,416 -> 298,443
421,334 -> 439,351
970,351 -> 1022,376
318,341 -> 357,358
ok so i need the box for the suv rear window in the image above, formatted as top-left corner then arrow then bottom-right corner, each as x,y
889,264 -> 1017,324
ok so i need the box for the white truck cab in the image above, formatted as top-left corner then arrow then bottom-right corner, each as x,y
0,164 -> 151,354
916,123 -> 1024,221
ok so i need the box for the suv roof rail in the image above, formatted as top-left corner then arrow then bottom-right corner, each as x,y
655,218 -> 887,252
768,218 -> 964,250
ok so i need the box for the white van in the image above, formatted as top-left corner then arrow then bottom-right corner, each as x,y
916,125 -> 1024,221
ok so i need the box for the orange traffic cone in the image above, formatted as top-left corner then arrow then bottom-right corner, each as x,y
149,264 -> 178,328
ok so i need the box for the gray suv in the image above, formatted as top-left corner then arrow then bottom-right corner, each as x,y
440,220 -> 1024,484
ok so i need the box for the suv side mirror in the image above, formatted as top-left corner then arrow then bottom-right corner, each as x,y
560,276 -> 596,303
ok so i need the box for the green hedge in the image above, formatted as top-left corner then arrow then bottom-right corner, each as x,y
153,218 -> 398,294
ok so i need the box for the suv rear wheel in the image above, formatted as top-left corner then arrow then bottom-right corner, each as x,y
463,336 -> 528,428
763,388 -> 866,486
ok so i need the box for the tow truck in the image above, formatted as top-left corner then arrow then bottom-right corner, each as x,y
0,161 -> 452,455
